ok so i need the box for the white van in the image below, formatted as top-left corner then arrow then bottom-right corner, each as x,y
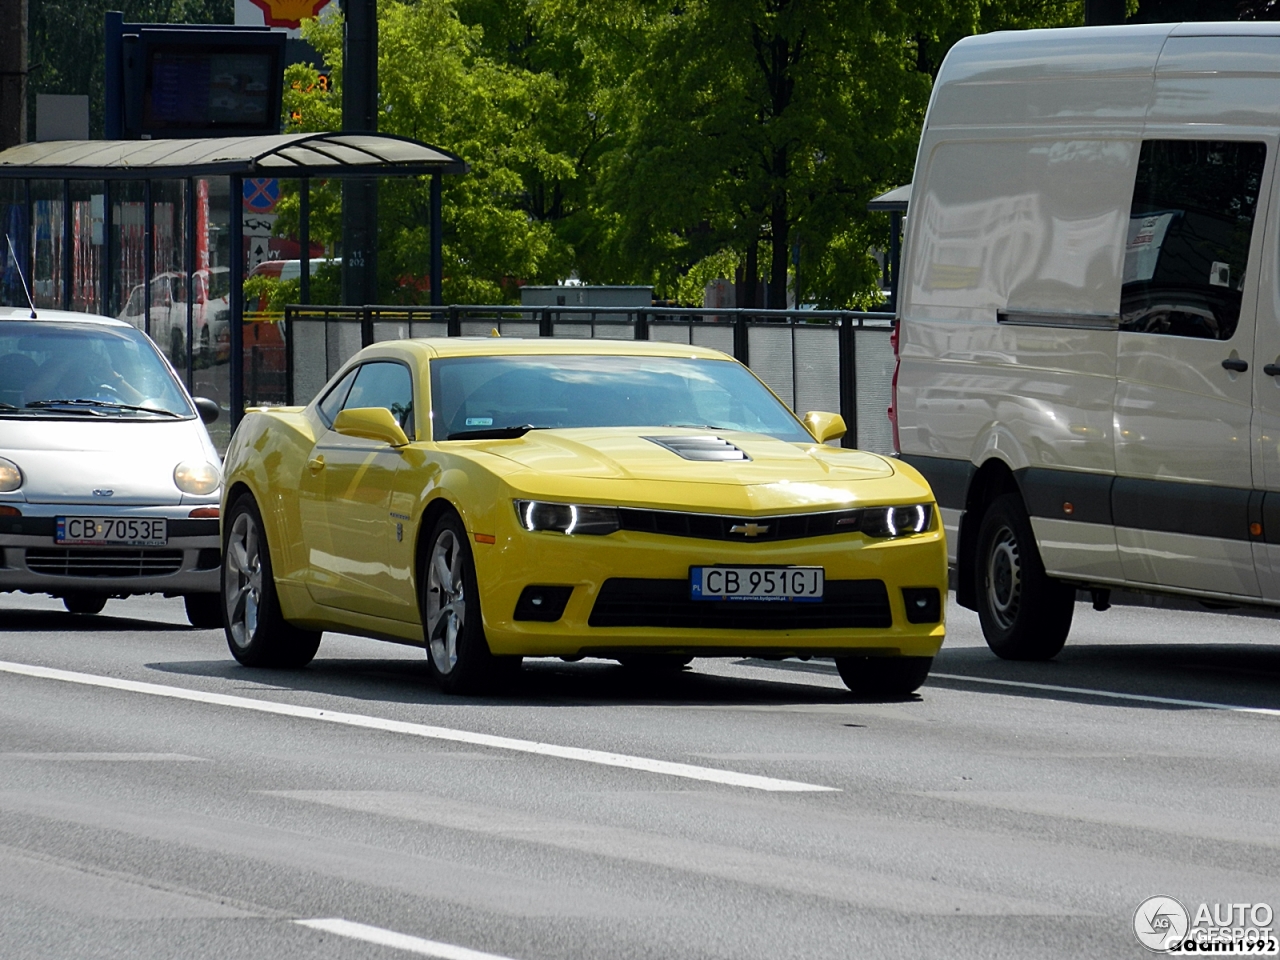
895,22 -> 1280,659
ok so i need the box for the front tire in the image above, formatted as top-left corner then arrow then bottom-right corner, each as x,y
184,593 -> 222,629
63,593 -> 107,615
835,655 -> 933,697
974,493 -> 1074,661
222,495 -> 321,668
422,511 -> 520,694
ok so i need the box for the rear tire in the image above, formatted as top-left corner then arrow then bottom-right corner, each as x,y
421,511 -> 520,694
834,655 -> 933,697
63,593 -> 107,615
184,593 -> 222,629
222,494 -> 321,668
974,493 -> 1074,661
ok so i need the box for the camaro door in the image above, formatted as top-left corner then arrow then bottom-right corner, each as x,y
1112,138 -> 1269,599
303,360 -> 416,618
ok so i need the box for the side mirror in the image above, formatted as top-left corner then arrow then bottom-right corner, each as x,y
802,410 -> 847,444
333,406 -> 411,447
193,397 -> 220,424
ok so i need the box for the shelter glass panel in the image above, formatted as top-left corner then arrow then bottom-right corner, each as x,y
242,176 -> 296,407
110,181 -> 146,326
69,180 -> 105,316
29,180 -> 63,310
150,180 -> 188,373
0,179 -> 28,309
194,177 -> 231,452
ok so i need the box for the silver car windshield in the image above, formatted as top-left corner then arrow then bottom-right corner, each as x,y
0,322 -> 193,419
430,355 -> 811,442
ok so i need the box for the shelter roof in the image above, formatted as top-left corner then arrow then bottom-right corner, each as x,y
867,184 -> 910,212
0,132 -> 468,179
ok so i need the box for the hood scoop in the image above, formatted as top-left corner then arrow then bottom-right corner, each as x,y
643,435 -> 751,462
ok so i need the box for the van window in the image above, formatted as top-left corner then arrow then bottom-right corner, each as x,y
1120,140 -> 1266,341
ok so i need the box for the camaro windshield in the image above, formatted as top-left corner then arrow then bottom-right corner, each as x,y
430,354 -> 812,442
0,321 -> 193,418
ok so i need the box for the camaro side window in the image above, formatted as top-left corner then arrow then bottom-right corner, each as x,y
343,361 -> 414,435
1120,139 -> 1266,341
317,367 -> 358,427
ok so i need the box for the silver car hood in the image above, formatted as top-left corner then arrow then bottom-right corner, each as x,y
0,418 -> 217,506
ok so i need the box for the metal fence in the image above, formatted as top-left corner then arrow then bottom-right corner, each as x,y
274,304 -> 896,453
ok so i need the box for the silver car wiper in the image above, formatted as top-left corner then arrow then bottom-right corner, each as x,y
446,423 -> 542,441
25,398 -> 184,418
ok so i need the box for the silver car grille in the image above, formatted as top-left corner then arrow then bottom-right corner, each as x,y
24,549 -> 184,578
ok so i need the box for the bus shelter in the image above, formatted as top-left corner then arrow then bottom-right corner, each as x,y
0,133 -> 466,448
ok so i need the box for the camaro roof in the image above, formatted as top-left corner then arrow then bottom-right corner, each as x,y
381,337 -> 736,361
0,308 -> 128,327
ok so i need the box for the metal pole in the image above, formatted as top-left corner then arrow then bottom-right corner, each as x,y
102,180 -> 112,315
0,0 -> 28,150
341,0 -> 378,308
888,212 -> 901,316
60,179 -> 71,310
838,315 -> 858,449
230,175 -> 244,427
184,178 -> 195,388
299,177 -> 310,304
430,170 -> 442,306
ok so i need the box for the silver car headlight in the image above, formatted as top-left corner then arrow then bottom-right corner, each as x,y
860,503 -> 932,539
173,460 -> 221,496
514,499 -> 619,536
0,457 -> 22,492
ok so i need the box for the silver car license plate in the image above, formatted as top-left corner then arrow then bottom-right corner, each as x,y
690,566 -> 824,602
56,517 -> 168,546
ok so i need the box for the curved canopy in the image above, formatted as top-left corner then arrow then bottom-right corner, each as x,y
0,132 -> 468,179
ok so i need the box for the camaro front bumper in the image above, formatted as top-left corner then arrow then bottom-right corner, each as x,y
473,519 -> 948,659
0,506 -> 220,597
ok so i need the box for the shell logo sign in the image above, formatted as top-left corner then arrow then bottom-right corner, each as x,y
248,0 -> 331,29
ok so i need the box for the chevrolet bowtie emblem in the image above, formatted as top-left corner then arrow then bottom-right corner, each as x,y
730,522 -> 770,537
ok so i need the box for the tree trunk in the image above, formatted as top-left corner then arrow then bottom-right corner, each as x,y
741,233 -> 759,309
768,149 -> 788,309
0,0 -> 28,149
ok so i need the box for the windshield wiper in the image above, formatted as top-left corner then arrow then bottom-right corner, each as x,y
25,399 -> 183,418
0,401 -> 17,411
446,423 -> 541,441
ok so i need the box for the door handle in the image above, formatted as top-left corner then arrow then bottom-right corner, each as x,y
1222,358 -> 1249,373
308,456 -> 325,473
1265,364 -> 1280,377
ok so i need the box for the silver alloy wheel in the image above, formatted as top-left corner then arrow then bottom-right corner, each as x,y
224,511 -> 263,648
426,528 -> 466,675
985,524 -> 1021,631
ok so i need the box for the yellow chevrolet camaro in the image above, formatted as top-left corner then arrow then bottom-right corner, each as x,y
219,337 -> 946,694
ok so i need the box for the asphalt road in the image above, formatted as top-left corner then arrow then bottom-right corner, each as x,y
1,590 -> 1278,960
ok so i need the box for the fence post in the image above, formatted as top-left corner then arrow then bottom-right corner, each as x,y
360,306 -> 374,348
838,315 -> 858,449
635,309 -> 648,340
733,311 -> 749,365
540,307 -> 552,337
447,305 -> 460,337
285,305 -> 295,406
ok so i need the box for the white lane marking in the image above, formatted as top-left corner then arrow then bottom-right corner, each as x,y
0,660 -> 835,793
930,672 -> 1280,718
0,752 -> 209,762
296,918 -> 518,960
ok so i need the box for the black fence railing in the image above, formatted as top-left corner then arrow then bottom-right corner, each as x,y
272,304 -> 896,452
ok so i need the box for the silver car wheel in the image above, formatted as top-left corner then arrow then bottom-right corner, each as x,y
426,528 -> 466,675
224,511 -> 263,647
985,524 -> 1021,631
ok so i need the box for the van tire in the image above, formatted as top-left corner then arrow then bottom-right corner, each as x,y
974,493 -> 1073,661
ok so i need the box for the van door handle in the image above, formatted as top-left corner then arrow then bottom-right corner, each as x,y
1222,358 -> 1249,373
1265,364 -> 1280,377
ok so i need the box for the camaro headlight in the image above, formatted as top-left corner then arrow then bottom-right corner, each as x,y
514,499 -> 619,536
173,460 -> 221,496
861,503 -> 932,539
0,457 -> 21,492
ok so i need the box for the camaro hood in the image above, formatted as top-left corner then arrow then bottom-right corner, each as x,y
0,418 -> 215,505
473,427 -> 898,509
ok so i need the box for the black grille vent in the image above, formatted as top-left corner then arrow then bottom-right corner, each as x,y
618,507 -> 862,542
589,578 -> 892,630
643,435 -> 749,461
25,549 -> 184,578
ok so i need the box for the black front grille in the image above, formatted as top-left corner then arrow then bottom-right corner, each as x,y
618,506 -> 863,542
589,578 -> 892,630
25,549 -> 184,578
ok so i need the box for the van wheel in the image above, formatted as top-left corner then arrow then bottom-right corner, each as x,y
974,493 -> 1074,661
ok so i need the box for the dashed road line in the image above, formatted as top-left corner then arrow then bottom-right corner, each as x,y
296,918 -> 519,960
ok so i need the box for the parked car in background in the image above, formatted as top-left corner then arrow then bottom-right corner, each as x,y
221,337 -> 947,694
0,308 -> 224,626
894,22 -> 1280,660
118,266 -> 229,368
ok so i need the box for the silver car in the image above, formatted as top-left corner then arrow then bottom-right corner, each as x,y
0,308 -> 223,626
